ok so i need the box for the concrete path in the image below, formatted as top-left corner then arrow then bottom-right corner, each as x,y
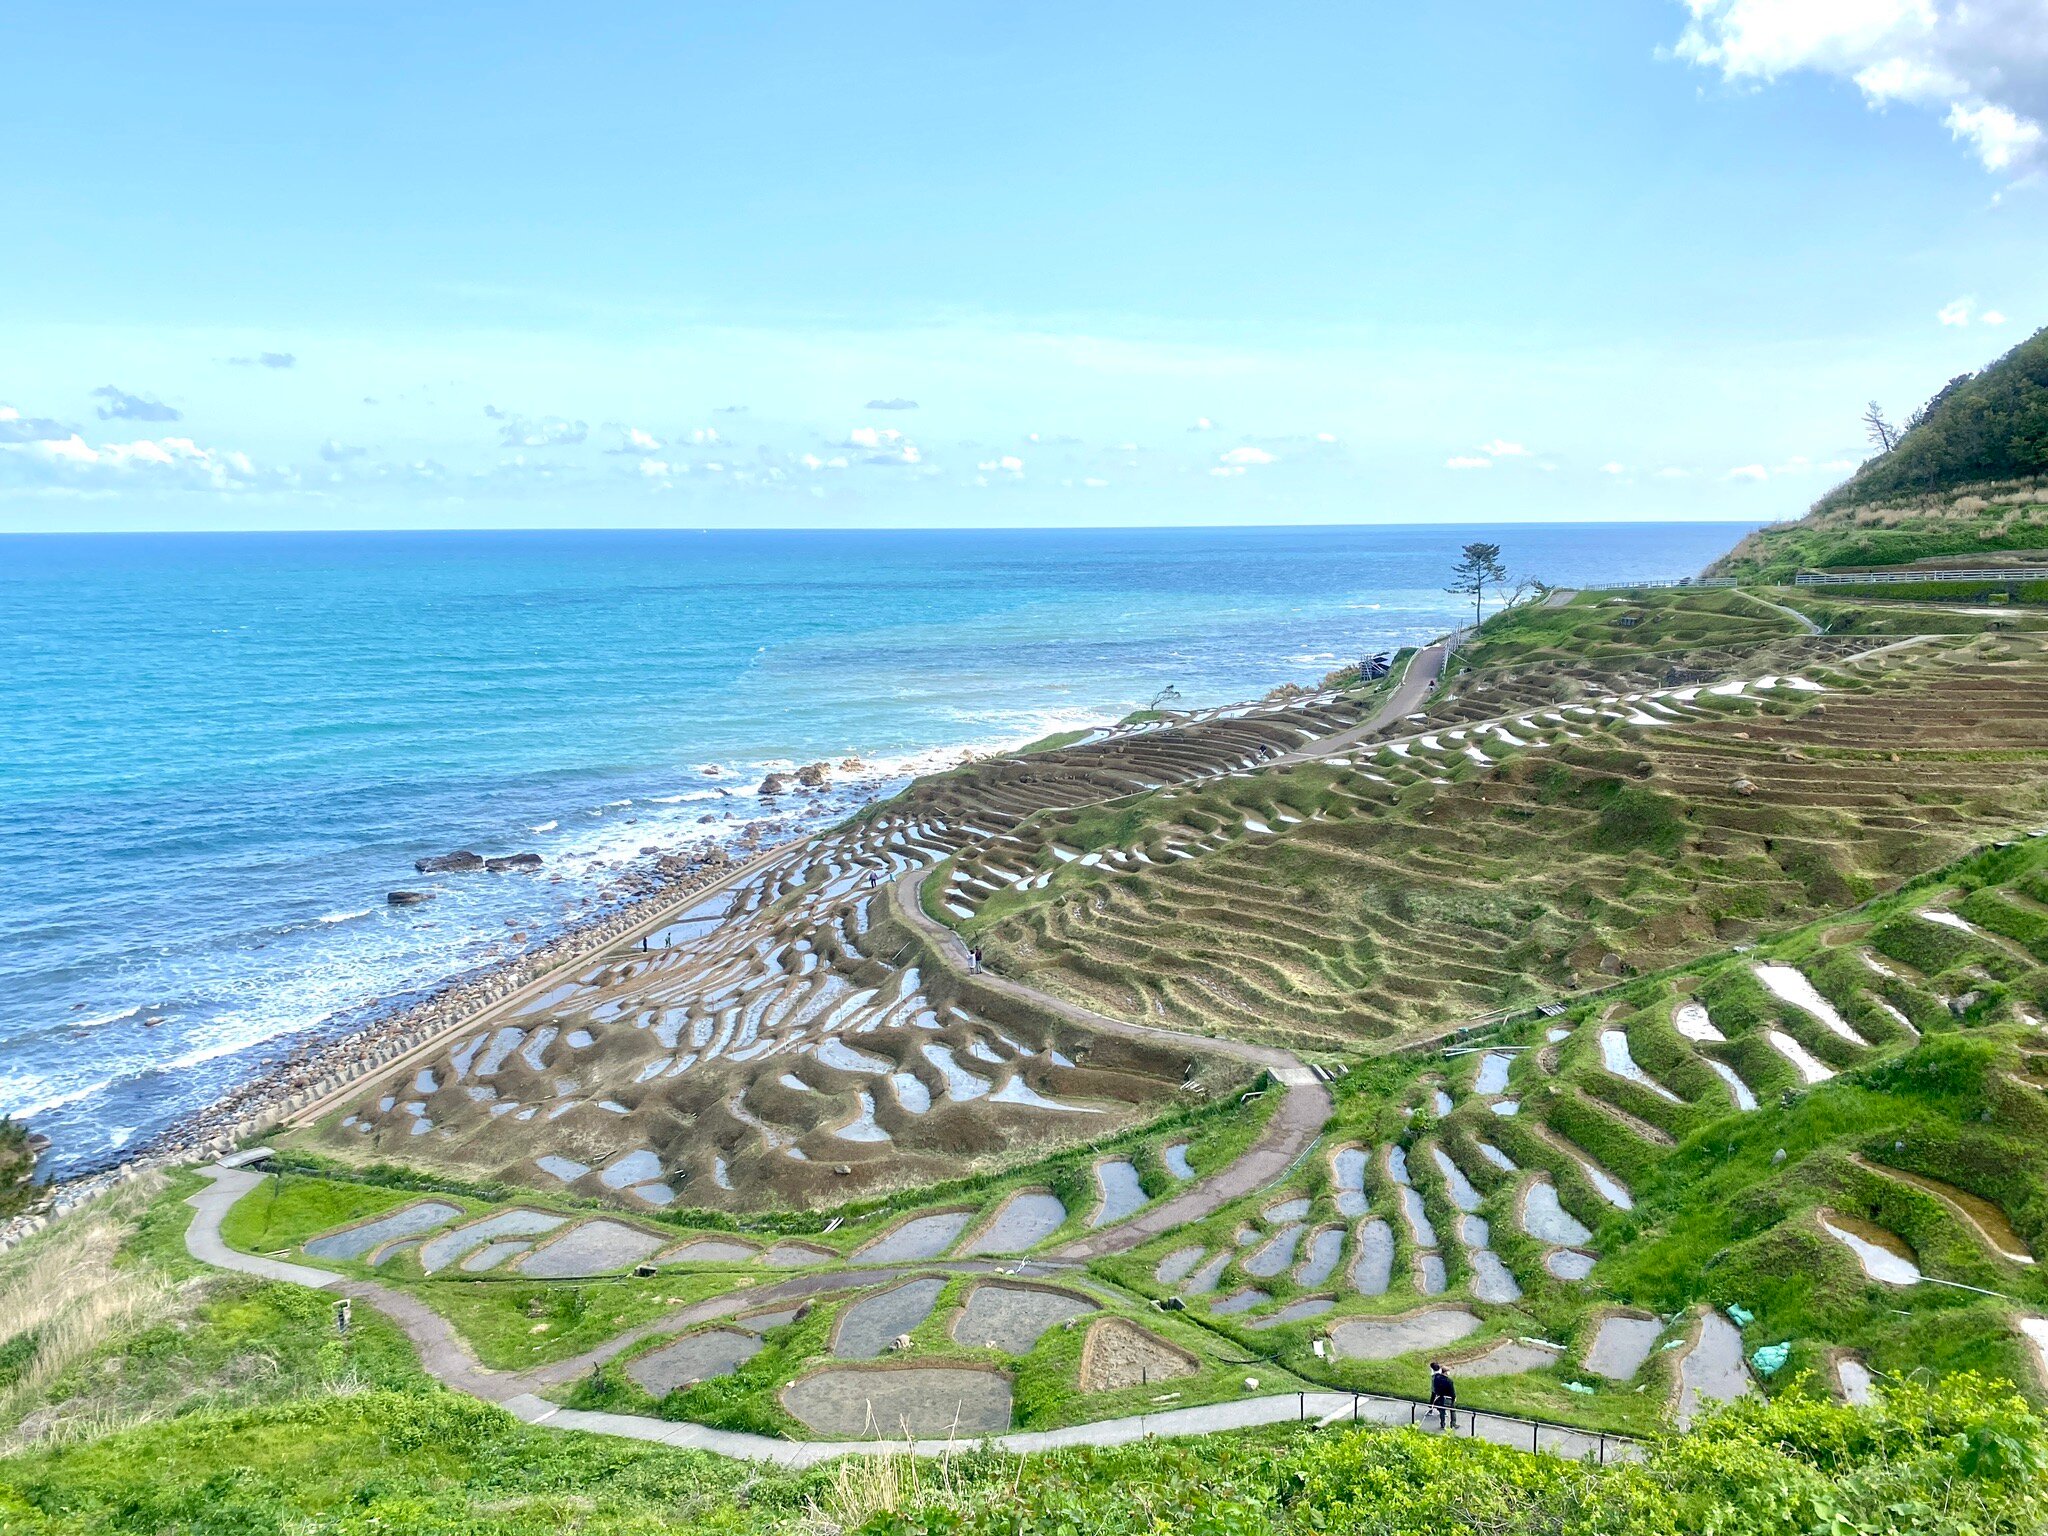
1732,588 -> 1823,637
889,869 -> 1332,1261
183,1166 -> 1634,1467
1271,637 -> 1451,768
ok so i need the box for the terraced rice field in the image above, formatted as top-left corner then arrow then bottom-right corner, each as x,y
305,663 -> 1451,1206
959,635 -> 2048,1047
256,602 -> 2048,1442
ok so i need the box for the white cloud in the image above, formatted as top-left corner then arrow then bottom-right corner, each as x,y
1082,476 -> 1108,488
1188,416 -> 1217,432
92,386 -> 181,423
1939,296 -> 1974,326
976,455 -> 1025,477
0,404 -> 78,443
608,426 -> 663,454
1725,463 -> 1770,481
1982,309 -> 2008,325
1654,466 -> 1694,479
1600,461 -> 1627,475
1478,438 -> 1529,457
1674,0 -> 2048,174
487,408 -> 587,448
637,458 -> 672,478
1946,100 -> 2045,170
1445,455 -> 1492,470
848,426 -> 902,449
1218,445 -> 1276,467
3,432 -> 258,490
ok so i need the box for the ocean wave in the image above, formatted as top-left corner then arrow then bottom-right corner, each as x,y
2,1073 -> 116,1120
530,820 -> 558,832
317,909 -> 373,925
70,1005 -> 142,1029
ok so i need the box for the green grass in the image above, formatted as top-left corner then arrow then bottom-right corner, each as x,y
217,1168 -> 431,1253
9,1365 -> 2043,1535
1451,588 -> 1800,672
1019,728 -> 1093,754
0,1119 -> 33,1220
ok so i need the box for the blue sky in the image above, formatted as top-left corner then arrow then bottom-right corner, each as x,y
2,1 -> 2043,531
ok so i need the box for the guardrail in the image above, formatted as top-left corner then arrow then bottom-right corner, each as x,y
1575,577 -> 1736,591
1290,1389 -> 1639,1464
1794,568 -> 2043,585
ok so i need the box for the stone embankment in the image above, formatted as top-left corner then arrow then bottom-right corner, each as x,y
0,840 -> 779,1254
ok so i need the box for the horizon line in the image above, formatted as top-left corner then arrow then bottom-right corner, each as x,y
0,516 -> 1782,538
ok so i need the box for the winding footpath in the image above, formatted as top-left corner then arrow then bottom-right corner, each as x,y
184,1165 -> 1631,1466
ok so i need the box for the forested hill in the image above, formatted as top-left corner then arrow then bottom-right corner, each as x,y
1710,325 -> 2048,581
1819,325 -> 2048,512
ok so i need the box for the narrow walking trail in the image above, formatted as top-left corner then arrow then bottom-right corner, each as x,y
184,1164 -> 1633,1466
1733,588 -> 1824,636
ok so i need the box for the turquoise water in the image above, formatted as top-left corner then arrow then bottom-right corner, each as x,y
0,524 -> 1749,1171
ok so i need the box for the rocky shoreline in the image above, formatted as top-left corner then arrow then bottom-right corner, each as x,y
0,753 -> 953,1254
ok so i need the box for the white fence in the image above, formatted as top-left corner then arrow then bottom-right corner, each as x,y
1795,568 -> 2044,586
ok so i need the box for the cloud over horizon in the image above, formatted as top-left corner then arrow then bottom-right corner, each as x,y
484,405 -> 588,448
92,386 -> 182,423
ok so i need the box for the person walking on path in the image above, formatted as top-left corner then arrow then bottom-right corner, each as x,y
1428,1361 -> 1458,1430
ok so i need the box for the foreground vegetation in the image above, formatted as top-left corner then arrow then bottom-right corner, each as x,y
4,1370 -> 2044,1534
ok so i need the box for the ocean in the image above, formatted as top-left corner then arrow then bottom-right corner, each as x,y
0,523 -> 1753,1173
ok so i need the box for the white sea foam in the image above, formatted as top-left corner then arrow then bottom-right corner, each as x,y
318,909 -> 373,925
530,820 -> 558,832
70,1006 -> 142,1029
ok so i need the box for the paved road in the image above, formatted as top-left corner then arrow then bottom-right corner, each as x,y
888,868 -> 1332,1261
1270,637 -> 1452,768
184,1164 -> 1633,1466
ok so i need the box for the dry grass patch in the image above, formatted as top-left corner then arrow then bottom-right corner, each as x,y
0,1175 -> 176,1438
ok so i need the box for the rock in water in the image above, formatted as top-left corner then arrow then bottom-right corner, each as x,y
416,850 -> 485,873
758,773 -> 792,797
387,890 -> 435,906
796,762 -> 829,788
485,852 -> 544,872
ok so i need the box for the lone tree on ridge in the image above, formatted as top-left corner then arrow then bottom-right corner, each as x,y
1863,400 -> 1901,454
1446,541 -> 1508,628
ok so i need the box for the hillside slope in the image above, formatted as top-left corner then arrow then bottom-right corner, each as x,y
1710,325 -> 2048,581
